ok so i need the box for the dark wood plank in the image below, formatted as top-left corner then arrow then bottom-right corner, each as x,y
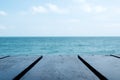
0,55 -> 40,80
81,55 -> 120,80
21,55 -> 99,80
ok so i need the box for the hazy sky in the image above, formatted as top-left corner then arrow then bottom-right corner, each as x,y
0,0 -> 120,36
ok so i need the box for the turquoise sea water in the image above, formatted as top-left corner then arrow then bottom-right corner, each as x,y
0,37 -> 120,56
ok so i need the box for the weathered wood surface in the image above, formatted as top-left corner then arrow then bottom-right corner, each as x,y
0,56 -> 10,59
21,55 -> 99,80
1,55 -> 120,80
81,55 -> 120,80
110,54 -> 120,58
0,55 -> 40,80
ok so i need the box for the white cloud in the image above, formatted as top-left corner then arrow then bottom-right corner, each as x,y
75,0 -> 107,14
68,19 -> 81,23
106,23 -> 120,28
82,4 -> 92,13
31,4 -> 68,15
77,0 -> 86,3
0,11 -> 7,16
0,25 -> 7,30
46,3 -> 68,14
95,6 -> 107,13
110,7 -> 120,15
81,4 -> 107,13
31,6 -> 48,14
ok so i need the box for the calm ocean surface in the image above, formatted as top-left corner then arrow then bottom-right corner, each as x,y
0,37 -> 120,56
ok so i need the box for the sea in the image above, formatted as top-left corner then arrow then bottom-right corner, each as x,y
0,37 -> 120,56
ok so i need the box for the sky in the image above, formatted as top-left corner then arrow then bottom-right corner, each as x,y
0,0 -> 120,36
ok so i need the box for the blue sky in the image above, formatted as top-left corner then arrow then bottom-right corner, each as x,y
0,0 -> 120,36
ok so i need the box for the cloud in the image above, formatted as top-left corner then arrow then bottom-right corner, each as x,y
0,11 -> 7,16
0,25 -> 7,30
77,0 -> 86,3
95,6 -> 107,13
82,4 -> 92,13
106,23 -> 120,28
46,3 -> 68,14
68,19 -> 81,23
110,7 -> 120,15
74,0 -> 107,14
31,3 -> 68,15
31,6 -> 48,14
81,4 -> 107,13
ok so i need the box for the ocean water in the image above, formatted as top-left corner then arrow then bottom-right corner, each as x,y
0,37 -> 120,56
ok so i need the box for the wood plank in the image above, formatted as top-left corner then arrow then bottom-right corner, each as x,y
13,56 -> 43,80
0,55 -> 40,80
81,55 -> 120,80
78,55 -> 107,80
21,55 -> 99,80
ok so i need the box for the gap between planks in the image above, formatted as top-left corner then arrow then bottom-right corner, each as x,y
13,56 -> 43,80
